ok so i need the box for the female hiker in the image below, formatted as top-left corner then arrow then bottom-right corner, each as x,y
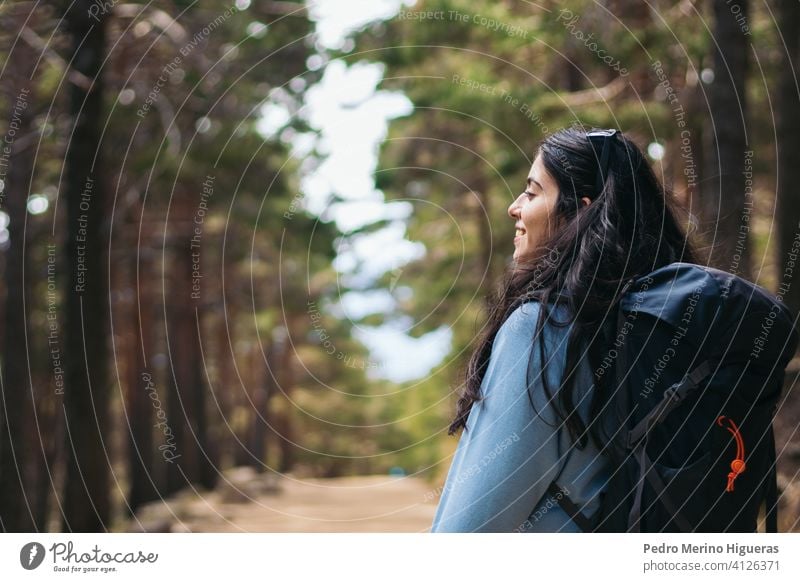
430,126 -> 701,532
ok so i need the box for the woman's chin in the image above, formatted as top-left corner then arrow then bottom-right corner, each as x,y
511,250 -> 530,265
512,248 -> 543,266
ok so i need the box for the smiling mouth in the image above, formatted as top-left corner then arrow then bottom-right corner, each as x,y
515,228 -> 526,237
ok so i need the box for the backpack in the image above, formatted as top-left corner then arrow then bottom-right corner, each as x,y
549,262 -> 799,532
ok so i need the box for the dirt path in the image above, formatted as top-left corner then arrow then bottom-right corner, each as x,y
123,365 -> 800,534
125,469 -> 440,533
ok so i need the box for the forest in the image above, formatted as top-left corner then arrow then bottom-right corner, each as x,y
0,0 -> 799,533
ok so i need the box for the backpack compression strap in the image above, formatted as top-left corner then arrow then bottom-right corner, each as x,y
626,359 -> 715,449
624,359 -> 715,532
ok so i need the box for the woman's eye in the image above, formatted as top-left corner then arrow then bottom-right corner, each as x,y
525,190 -> 536,198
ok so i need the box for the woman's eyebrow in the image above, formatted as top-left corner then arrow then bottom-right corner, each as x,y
527,177 -> 544,190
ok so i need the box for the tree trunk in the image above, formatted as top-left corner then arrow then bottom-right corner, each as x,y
0,3 -> 38,532
702,0 -> 751,279
165,187 -> 216,493
776,0 -> 800,318
126,241 -> 159,513
249,343 -> 277,472
61,1 -> 111,532
276,329 -> 296,473
214,304 -> 235,469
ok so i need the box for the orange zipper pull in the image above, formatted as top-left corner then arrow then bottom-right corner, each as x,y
717,416 -> 746,492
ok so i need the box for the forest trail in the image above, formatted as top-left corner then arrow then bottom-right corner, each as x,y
120,371 -> 800,534
125,470 -> 439,533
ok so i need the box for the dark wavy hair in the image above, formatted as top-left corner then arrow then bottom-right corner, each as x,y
447,125 -> 703,450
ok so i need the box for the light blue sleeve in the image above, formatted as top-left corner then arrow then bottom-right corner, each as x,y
430,301 -> 571,532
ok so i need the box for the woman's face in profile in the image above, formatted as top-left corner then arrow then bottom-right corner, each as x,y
507,154 -> 561,262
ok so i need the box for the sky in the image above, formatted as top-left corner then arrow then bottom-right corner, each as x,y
299,0 -> 454,383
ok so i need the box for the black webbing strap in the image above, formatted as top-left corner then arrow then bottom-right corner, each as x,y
614,297 -> 630,435
640,446 -> 694,531
547,482 -> 594,532
765,429 -> 779,533
627,440 -> 647,532
626,437 -> 695,532
626,359 -> 714,449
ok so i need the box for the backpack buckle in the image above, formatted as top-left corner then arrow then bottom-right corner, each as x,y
626,381 -> 685,448
663,383 -> 683,403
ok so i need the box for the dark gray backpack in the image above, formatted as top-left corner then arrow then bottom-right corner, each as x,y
550,262 -> 798,532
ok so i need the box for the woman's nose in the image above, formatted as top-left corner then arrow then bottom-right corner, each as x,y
508,195 -> 521,219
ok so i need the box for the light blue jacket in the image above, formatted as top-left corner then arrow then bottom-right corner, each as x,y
430,301 -> 611,532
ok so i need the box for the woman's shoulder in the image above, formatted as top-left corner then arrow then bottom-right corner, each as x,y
499,300 -> 571,341
501,301 -> 541,333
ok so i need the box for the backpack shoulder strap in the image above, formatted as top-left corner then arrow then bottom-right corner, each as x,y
547,278 -> 640,532
547,482 -> 595,532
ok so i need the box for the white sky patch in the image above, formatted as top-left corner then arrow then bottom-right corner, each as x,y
354,324 -> 453,383
331,199 -> 412,232
308,59 -> 384,108
27,194 -> 49,215
337,289 -> 396,320
647,141 -> 665,161
334,221 -> 425,282
308,0 -> 418,49
284,130 -> 316,158
257,102 -> 291,139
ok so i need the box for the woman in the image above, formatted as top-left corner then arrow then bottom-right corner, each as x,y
430,126 -> 701,532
